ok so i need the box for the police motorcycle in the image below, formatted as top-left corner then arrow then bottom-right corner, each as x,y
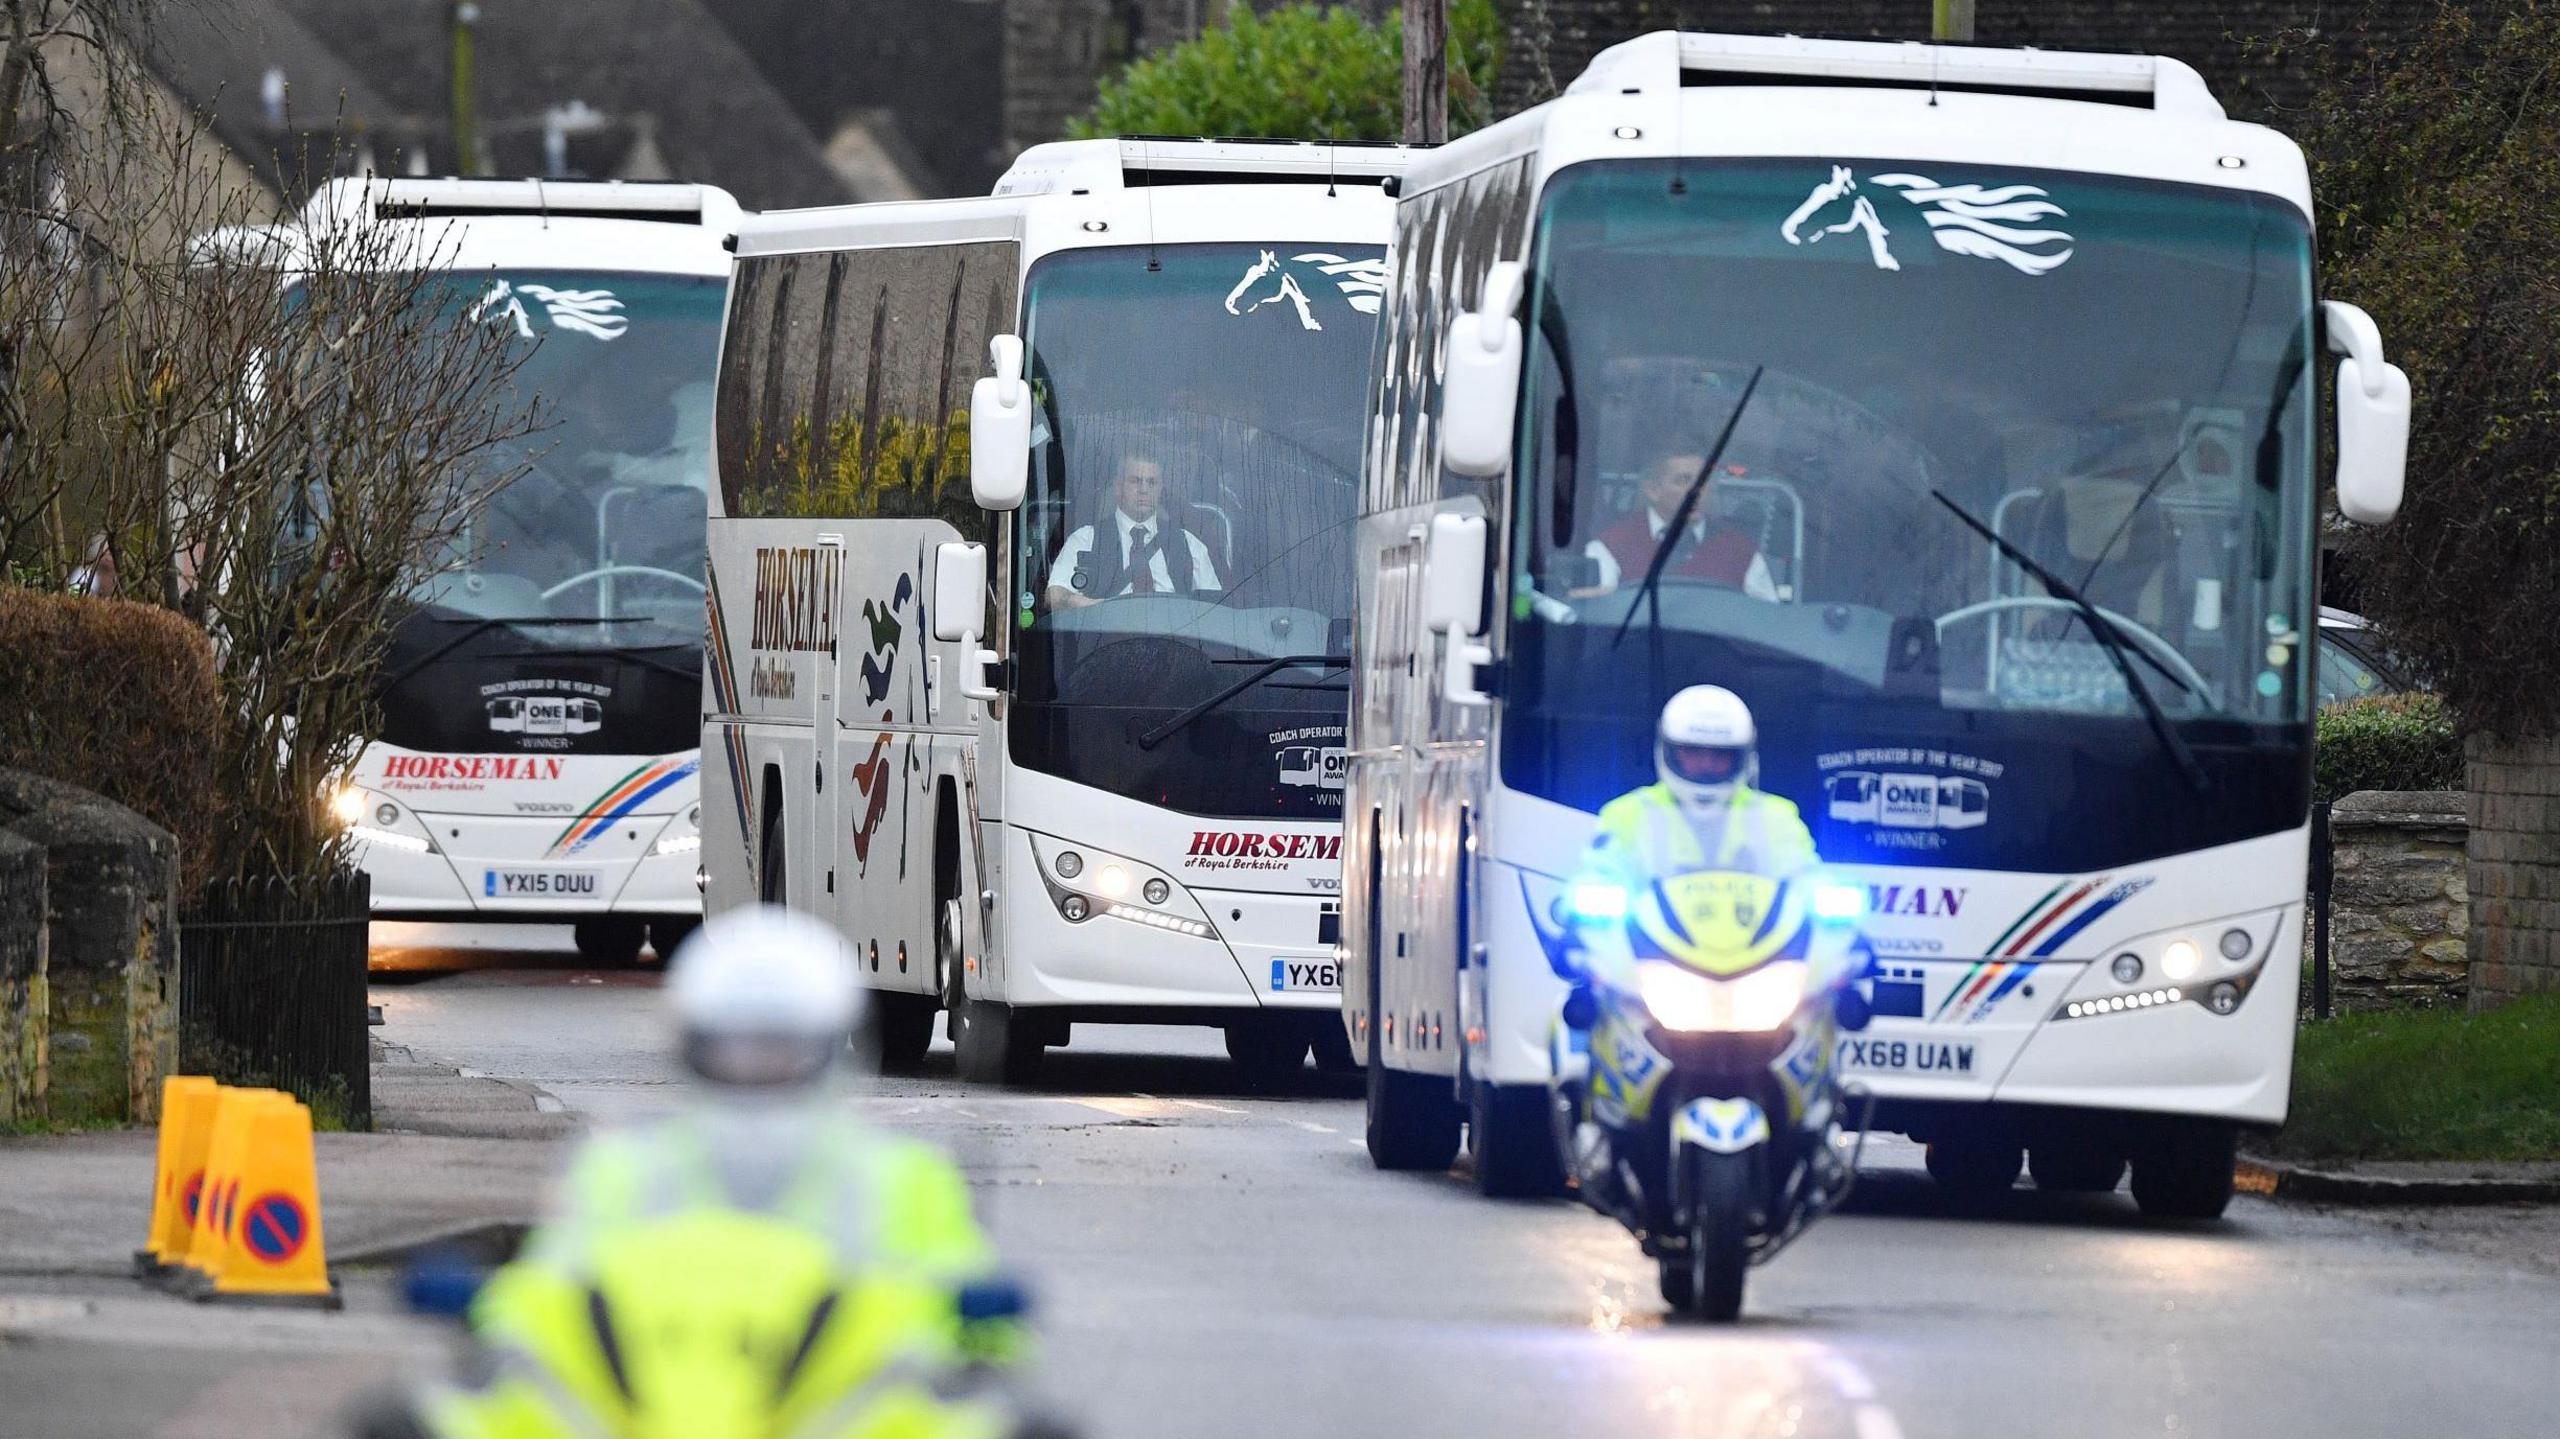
1544,865 -> 1876,1321
356,1211 -> 1068,1439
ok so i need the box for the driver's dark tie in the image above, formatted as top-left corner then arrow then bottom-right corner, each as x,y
1128,525 -> 1157,594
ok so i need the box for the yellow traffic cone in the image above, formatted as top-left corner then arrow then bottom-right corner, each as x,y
134,1076 -> 224,1284
174,1087 -> 286,1294
196,1093 -> 340,1308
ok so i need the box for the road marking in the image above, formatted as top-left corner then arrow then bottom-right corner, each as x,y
0,1297 -> 91,1332
1815,1350 -> 1905,1439
1290,1120 -> 1337,1134
1077,1096 -> 1178,1121
1168,1097 -> 1247,1116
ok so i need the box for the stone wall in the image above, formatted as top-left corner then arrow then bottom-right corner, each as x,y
2322,790 -> 2468,1012
0,829 -> 45,1122
0,770 -> 181,1124
2466,733 -> 2560,1008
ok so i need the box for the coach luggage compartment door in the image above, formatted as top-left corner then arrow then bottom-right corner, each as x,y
815,532 -> 847,914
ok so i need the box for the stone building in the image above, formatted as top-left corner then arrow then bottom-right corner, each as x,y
700,0 -> 1010,200
133,0 -> 858,209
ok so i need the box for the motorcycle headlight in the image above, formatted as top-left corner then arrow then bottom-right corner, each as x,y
1811,881 -> 1868,923
1566,880 -> 1628,922
1636,960 -> 1809,1034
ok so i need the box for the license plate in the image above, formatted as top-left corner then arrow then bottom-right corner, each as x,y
483,868 -> 602,899
1840,1036 -> 1977,1075
1269,957 -> 1340,993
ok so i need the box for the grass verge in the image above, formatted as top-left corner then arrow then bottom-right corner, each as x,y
0,1114 -> 129,1137
2273,995 -> 2560,1162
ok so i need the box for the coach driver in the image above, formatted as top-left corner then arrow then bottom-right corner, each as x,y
1045,450 -> 1225,610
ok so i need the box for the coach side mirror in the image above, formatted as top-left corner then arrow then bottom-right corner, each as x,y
931,542 -> 986,643
970,334 -> 1031,512
2322,300 -> 2409,527
932,541 -> 1000,703
1424,513 -> 1494,708
1440,261 -> 1525,478
1423,513 -> 1486,637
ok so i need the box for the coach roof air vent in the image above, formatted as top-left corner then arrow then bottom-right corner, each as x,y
1568,31 -> 2225,122
301,178 -> 734,232
994,137 -> 1417,198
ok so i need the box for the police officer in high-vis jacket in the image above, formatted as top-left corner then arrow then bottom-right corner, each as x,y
385,907 -> 1029,1439
1585,684 -> 1814,903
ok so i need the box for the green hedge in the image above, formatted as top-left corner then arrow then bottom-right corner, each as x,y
0,587 -> 220,897
1070,1 -> 1503,143
2314,692 -> 2463,805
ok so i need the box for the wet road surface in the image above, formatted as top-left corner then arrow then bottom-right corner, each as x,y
4,924 -> 2556,1438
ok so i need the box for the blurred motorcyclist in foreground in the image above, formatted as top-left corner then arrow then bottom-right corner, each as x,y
366,905 -> 1042,1439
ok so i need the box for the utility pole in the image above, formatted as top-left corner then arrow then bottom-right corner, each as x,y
1404,0 -> 1447,144
449,1 -> 483,176
1933,0 -> 1976,42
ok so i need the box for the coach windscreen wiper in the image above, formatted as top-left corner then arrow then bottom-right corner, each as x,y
1136,654 -> 1349,751
1931,489 -> 2211,796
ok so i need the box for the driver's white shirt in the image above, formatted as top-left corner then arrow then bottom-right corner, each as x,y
1049,508 -> 1224,598
1582,507 -> 1778,601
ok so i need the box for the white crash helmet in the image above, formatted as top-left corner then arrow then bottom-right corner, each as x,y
666,905 -> 865,1089
1656,684 -> 1758,816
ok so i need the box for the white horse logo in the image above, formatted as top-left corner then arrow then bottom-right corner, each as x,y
1224,251 -> 1389,331
1781,167 -> 2075,277
470,279 -> 631,340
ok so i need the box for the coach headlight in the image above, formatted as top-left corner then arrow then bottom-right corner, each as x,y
329,785 -> 367,827
1638,960 -> 1808,1034
338,788 -> 432,855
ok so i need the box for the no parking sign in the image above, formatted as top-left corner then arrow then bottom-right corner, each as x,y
239,1193 -> 312,1265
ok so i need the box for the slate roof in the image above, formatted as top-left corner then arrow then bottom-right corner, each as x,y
698,0 -> 1009,198
142,0 -> 401,198
272,0 -> 852,210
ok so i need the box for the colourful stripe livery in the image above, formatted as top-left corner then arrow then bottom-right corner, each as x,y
703,559 -> 755,854
1987,872 -> 2158,960
547,756 -> 701,858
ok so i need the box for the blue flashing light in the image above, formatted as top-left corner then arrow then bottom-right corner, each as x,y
1812,882 -> 1868,923
1567,881 -> 1629,922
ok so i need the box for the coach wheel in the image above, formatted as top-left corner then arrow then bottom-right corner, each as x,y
954,996 -> 1042,1086
645,917 -> 697,963
874,994 -> 937,1075
1470,1077 -> 1566,1199
951,915 -> 1041,1087
2130,1120 -> 2238,1220
872,900 -> 958,1077
1226,1020 -> 1311,1090
2029,1141 -> 2128,1195
1361,831 -> 1460,1172
1925,1136 -> 2023,1201
573,918 -> 645,966
1310,1019 -> 1358,1075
